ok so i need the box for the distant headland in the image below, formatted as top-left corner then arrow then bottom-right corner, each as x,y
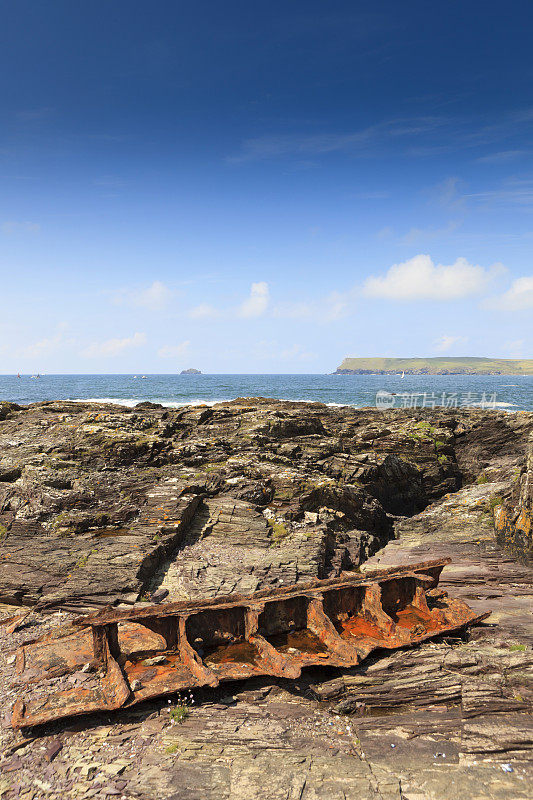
335,357 -> 533,375
180,368 -> 202,375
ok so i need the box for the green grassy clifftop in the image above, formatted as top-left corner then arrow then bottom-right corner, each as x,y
335,357 -> 533,375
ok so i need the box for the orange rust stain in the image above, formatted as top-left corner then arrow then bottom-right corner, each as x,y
124,651 -> 190,684
12,558 -> 487,730
339,615 -> 386,641
393,605 -> 440,632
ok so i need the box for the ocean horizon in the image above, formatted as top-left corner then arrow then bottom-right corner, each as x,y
1,373 -> 532,412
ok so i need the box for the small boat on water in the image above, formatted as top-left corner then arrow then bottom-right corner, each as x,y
11,558 -> 488,729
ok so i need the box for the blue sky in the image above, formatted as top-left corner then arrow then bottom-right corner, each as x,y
1,0 -> 532,373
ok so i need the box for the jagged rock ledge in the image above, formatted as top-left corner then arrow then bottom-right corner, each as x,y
0,397 -> 531,609
1,397 -> 532,798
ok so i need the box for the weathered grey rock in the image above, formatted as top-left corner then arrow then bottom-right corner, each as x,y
0,399 -> 532,799
1,399 -> 530,609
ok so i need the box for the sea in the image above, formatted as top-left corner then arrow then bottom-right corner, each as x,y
0,373 -> 532,412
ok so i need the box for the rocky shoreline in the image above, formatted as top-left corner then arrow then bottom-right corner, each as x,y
0,398 -> 532,799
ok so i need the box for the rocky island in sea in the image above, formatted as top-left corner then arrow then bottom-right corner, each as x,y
180,368 -> 202,374
335,356 -> 533,375
0,397 -> 531,797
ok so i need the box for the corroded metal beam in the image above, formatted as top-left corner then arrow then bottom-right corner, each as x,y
11,559 -> 489,729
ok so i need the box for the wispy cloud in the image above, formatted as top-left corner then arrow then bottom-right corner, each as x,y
433,334 -> 468,353
238,282 -> 270,317
18,324 -> 71,359
475,149 -> 528,164
227,116 -> 446,163
1,221 -> 40,234
252,340 -> 315,363
15,107 -> 53,122
188,303 -> 218,319
81,332 -> 146,358
92,175 -> 127,189
465,177 -> 533,208
506,339 -> 525,358
363,254 -> 504,301
279,344 -> 315,362
185,284 -> 270,320
113,280 -> 173,311
157,340 -> 190,359
400,220 -> 460,245
354,190 -> 391,200
489,275 -> 533,310
229,105 -> 533,166
274,290 -> 350,322
432,177 -> 465,210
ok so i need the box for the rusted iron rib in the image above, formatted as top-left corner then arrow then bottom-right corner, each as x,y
11,559 -> 489,729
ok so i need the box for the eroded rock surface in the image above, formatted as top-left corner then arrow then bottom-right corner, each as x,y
0,399 -> 532,799
495,430 -> 533,561
1,399 -> 531,609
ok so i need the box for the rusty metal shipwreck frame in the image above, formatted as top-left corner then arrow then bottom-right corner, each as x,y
12,558 -> 488,729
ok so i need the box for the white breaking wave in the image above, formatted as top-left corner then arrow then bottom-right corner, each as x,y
470,400 -> 518,408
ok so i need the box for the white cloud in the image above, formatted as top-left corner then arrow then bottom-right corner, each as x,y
322,291 -> 349,321
433,177 -> 464,209
252,339 -> 315,363
188,303 -> 217,319
279,344 -> 314,361
274,301 -> 313,319
476,150 -> 527,164
81,332 -> 146,358
400,220 -> 460,246
228,117 -> 445,163
114,280 -> 173,311
363,254 -> 503,301
18,324 -> 70,358
1,221 -> 40,234
274,291 -> 350,322
434,334 -> 468,353
506,339 -> 525,358
20,334 -> 62,358
157,341 -> 190,359
491,276 -> 533,310
238,282 -> 269,318
466,178 -> 533,208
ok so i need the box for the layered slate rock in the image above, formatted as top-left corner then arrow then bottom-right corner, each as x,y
495,430 -> 533,560
1,399 -> 533,799
0,399 -> 531,609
